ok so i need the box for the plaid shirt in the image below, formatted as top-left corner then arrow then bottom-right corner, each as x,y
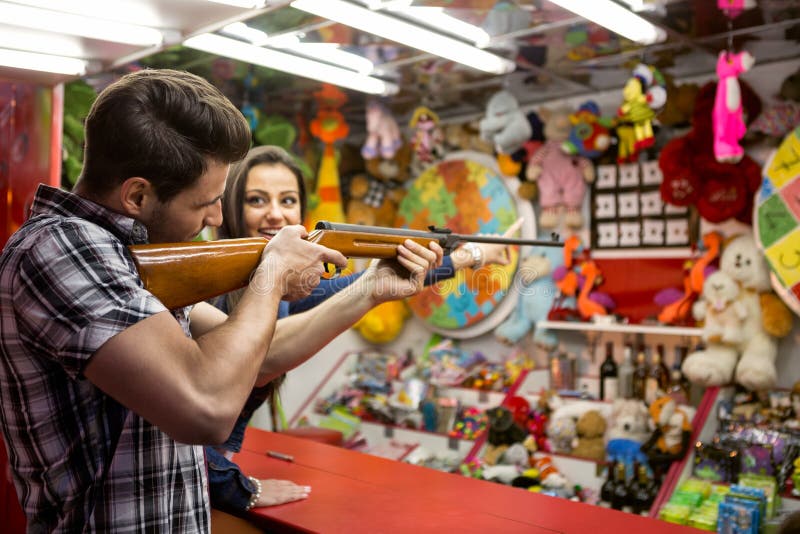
0,185 -> 209,532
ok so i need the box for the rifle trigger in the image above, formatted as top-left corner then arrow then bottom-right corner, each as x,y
324,262 -> 341,279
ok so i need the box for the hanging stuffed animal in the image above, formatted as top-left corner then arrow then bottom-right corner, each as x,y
523,108 -> 594,229
408,106 -> 444,176
616,64 -> 667,163
479,90 -> 533,176
562,101 -> 613,160
361,100 -> 402,160
713,50 -> 755,163
717,0 -> 757,19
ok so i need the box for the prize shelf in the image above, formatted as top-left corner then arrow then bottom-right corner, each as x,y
538,320 -> 702,337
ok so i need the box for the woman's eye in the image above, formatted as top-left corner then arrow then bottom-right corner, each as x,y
246,196 -> 266,206
282,197 -> 298,206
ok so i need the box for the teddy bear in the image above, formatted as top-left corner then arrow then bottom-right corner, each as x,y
523,108 -> 594,229
606,398 -> 650,471
640,396 -> 692,480
570,410 -> 607,462
713,50 -> 755,163
694,269 -> 748,345
494,245 -> 562,348
347,141 -> 413,228
682,234 -> 794,391
483,405 -> 529,466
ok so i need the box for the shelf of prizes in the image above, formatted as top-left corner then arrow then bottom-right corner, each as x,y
654,386 -> 800,533
284,342 -> 717,524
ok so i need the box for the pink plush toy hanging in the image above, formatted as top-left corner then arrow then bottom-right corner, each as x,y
717,0 -> 756,20
361,100 -> 402,160
713,50 -> 755,163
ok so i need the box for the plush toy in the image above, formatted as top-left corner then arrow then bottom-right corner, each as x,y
494,246 -> 562,347
717,0 -> 757,19
483,405 -> 529,465
659,81 -> 762,223
525,108 -> 595,229
640,396 -> 692,480
713,51 -> 755,163
694,270 -> 748,345
682,235 -> 794,391
408,106 -> 444,176
562,101 -> 613,160
547,415 -> 577,454
348,142 -> 413,228
570,410 -> 607,462
352,300 -> 410,345
606,399 -> 650,473
616,64 -> 667,163
479,90 -> 533,175
361,100 -> 402,160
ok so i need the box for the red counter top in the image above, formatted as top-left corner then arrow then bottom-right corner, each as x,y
237,428 -> 700,534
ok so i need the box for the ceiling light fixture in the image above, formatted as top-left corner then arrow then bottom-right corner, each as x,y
0,2 -> 164,46
290,0 -> 514,74
202,0 -> 268,8
184,33 -> 397,95
546,0 -> 666,45
386,6 -> 491,48
0,47 -> 88,75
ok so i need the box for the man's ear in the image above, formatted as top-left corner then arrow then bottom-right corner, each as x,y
118,177 -> 156,217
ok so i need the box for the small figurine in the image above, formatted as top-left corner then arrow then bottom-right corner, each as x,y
616,64 -> 666,162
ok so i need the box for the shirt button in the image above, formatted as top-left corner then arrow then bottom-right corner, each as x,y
132,224 -> 146,242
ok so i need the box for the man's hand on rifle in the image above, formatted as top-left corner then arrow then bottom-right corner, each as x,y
361,239 -> 443,305
258,225 -> 348,301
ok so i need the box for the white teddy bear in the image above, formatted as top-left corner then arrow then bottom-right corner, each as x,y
694,270 -> 747,345
682,234 -> 793,391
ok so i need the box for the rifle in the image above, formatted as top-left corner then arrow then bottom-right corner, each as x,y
129,221 -> 562,310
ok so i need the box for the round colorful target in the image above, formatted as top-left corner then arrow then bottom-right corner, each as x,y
754,126 -> 800,316
395,153 -> 531,338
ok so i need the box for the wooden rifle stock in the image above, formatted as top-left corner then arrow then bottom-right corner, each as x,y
129,221 -> 562,310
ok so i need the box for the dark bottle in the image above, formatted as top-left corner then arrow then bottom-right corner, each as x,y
600,461 -> 618,505
617,345 -> 634,399
668,346 -> 690,405
610,461 -> 629,511
629,463 -> 656,514
632,346 -> 649,401
599,342 -> 619,401
645,345 -> 669,404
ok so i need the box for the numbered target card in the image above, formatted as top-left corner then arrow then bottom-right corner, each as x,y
755,126 -> 800,315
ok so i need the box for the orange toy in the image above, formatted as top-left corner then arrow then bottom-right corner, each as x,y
577,261 -> 607,319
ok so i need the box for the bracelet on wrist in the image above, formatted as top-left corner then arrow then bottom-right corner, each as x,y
245,476 -> 262,511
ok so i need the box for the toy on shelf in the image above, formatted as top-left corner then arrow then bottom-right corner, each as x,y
571,410 -> 607,462
524,108 -> 594,229
606,399 -> 650,475
682,235 -> 793,391
656,231 -> 722,326
346,142 -> 413,227
640,396 -> 692,480
616,64 -> 667,163
713,50 -> 755,163
749,67 -> 800,144
361,99 -> 402,160
694,270 -> 748,345
494,245 -> 563,347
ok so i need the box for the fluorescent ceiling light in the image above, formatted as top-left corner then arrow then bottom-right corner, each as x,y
0,24 -> 86,58
0,2 -> 164,46
387,6 -> 491,48
546,0 -> 666,45
0,47 -> 87,75
202,0 -> 268,7
7,0 -> 162,27
184,33 -> 397,95
223,22 -> 375,74
291,0 -> 515,74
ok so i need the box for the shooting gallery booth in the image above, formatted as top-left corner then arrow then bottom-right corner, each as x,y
2,1 -> 800,533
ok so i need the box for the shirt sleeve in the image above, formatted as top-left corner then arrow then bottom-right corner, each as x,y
14,222 -> 166,379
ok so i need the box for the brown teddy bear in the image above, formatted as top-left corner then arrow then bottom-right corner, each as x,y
347,141 -> 413,227
570,410 -> 607,462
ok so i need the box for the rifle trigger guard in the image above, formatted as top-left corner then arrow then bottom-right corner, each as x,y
324,262 -> 341,279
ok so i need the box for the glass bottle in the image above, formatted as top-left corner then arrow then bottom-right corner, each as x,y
632,345 -> 649,401
610,461 -> 629,511
600,341 -> 618,401
617,345 -> 634,399
629,463 -> 656,514
668,346 -> 690,406
600,461 -> 617,506
645,345 -> 669,404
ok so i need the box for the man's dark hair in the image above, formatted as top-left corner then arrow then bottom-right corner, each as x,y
80,69 -> 251,202
219,145 -> 307,240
